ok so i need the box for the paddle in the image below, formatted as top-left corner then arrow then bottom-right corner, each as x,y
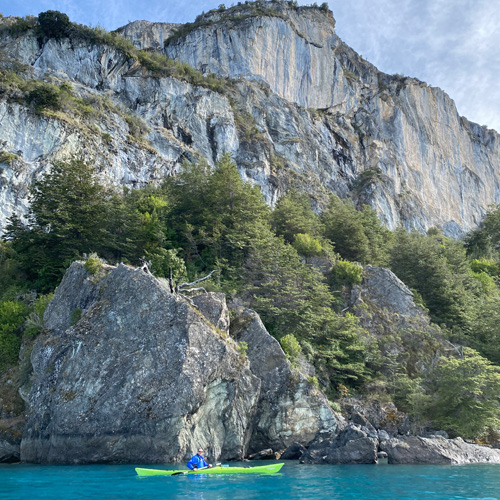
171,466 -> 211,476
172,463 -> 224,476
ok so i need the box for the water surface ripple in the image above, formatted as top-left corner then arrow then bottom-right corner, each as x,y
2,461 -> 500,499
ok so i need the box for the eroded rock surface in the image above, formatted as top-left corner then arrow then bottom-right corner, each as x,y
22,262 -> 261,463
20,262 -> 339,464
231,309 -> 339,455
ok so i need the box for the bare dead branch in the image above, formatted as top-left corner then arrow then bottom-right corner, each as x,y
179,287 -> 207,294
178,293 -> 196,307
178,270 -> 217,290
443,339 -> 464,359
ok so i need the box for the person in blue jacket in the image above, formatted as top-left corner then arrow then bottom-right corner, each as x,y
187,447 -> 213,470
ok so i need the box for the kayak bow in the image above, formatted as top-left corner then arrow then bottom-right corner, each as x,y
135,462 -> 284,476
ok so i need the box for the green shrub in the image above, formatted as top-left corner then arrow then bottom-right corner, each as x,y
280,333 -> 302,361
70,307 -> 82,326
329,401 -> 341,412
0,300 -> 28,336
237,340 -> 248,358
0,300 -> 28,370
0,332 -> 22,370
84,254 -> 104,275
292,233 -> 323,257
470,270 -> 498,294
147,248 -> 186,281
124,113 -> 149,138
0,16 -> 37,36
101,132 -> 112,143
330,260 -> 363,287
423,348 -> 500,439
470,258 -> 499,277
25,293 -> 53,335
0,151 -> 18,164
27,84 -> 61,114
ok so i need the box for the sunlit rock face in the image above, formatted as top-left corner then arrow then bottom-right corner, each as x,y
115,20 -> 181,51
1,2 -> 500,238
163,2 -> 500,237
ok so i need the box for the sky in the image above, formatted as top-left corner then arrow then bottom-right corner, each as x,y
2,0 -> 500,133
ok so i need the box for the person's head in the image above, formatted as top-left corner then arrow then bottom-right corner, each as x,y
197,448 -> 204,456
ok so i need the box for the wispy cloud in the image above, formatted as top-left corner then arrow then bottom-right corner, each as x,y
332,0 -> 500,131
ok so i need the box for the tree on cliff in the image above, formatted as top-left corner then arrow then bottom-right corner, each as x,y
423,348 -> 500,439
465,204 -> 500,265
6,159 -> 115,290
389,227 -> 477,332
320,194 -> 392,266
37,10 -> 71,39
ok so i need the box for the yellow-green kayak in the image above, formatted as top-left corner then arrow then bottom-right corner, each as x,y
135,463 -> 284,476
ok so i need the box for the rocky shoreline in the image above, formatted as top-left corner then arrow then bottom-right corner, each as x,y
1,261 -> 499,466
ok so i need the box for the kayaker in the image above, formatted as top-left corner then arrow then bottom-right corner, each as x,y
187,448 -> 213,470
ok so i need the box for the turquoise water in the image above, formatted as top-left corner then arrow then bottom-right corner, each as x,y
1,461 -> 500,500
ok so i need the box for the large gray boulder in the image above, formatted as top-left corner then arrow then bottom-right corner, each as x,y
20,261 -> 340,464
300,424 -> 378,464
21,262 -> 261,464
231,309 -> 339,455
351,266 -> 430,330
380,436 -> 500,465
350,266 -> 444,378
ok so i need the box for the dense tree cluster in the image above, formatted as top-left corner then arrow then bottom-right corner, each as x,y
2,156 -> 500,440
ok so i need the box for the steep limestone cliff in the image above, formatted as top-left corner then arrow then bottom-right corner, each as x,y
0,2 -> 500,238
161,2 -> 500,236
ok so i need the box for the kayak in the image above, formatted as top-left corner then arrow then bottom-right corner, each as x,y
135,462 -> 284,476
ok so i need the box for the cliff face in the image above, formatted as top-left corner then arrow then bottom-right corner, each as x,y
115,20 -> 181,52
165,6 -> 342,109
162,3 -> 500,236
0,2 -> 499,238
20,262 -> 336,464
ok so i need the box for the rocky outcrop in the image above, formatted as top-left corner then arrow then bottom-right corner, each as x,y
20,261 -> 339,464
164,4 -> 342,110
300,424 -> 378,464
300,427 -> 500,465
342,400 -> 410,437
352,266 -> 426,323
349,266 -> 444,378
115,20 -> 180,51
380,435 -> 500,465
280,442 -> 307,460
21,262 -> 261,463
231,309 -> 339,455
